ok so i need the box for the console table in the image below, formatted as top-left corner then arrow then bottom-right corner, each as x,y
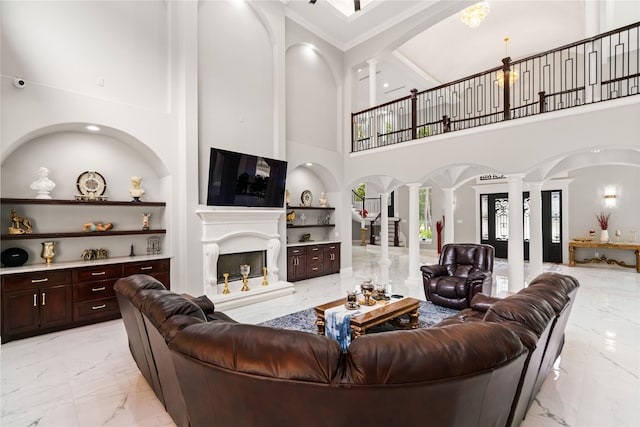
568,240 -> 640,273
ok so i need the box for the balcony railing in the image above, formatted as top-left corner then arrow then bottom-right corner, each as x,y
352,22 -> 640,152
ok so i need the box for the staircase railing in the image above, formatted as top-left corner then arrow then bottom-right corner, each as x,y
352,21 -> 640,152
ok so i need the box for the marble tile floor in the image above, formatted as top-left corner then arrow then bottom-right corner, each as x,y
1,245 -> 639,426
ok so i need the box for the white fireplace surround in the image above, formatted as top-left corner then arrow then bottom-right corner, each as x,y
196,208 -> 294,310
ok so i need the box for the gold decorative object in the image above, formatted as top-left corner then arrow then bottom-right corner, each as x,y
262,266 -> 268,286
82,222 -> 113,232
40,241 -> 56,264
222,273 -> 230,294
240,264 -> 250,292
9,209 -> 33,234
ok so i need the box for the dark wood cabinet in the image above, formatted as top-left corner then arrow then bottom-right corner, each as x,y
287,243 -> 340,282
323,243 -> 340,275
1,270 -> 73,340
1,257 -> 170,343
287,247 -> 307,282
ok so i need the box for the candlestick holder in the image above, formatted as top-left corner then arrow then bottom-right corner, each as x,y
262,266 -> 268,286
240,264 -> 250,292
222,273 -> 230,294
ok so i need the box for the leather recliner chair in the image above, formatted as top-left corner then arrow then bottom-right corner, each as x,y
420,243 -> 494,309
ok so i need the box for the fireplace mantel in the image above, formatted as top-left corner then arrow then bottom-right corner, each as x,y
196,207 -> 294,310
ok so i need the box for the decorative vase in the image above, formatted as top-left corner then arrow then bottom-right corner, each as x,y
600,229 -> 609,243
40,241 -> 56,264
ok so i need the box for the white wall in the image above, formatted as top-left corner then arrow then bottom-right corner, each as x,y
1,1 -> 169,112
197,0 -> 275,203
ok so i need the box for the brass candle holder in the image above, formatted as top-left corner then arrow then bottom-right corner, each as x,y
262,266 -> 268,286
240,264 -> 250,292
222,273 -> 230,294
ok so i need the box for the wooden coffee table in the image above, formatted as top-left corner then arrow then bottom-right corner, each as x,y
314,297 -> 420,338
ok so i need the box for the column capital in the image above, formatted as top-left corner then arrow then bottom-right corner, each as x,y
406,182 -> 422,189
366,58 -> 378,66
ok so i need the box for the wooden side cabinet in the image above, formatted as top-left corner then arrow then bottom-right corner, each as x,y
287,247 -> 307,282
323,243 -> 340,275
1,257 -> 170,343
287,243 -> 340,282
1,270 -> 73,341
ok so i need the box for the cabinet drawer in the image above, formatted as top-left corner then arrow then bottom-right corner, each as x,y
306,245 -> 322,254
123,259 -> 169,276
74,297 -> 120,322
74,265 -> 123,284
73,279 -> 117,302
306,252 -> 324,263
2,270 -> 72,292
306,263 -> 324,276
287,247 -> 306,256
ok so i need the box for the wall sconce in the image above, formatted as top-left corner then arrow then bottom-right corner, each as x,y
604,189 -> 617,208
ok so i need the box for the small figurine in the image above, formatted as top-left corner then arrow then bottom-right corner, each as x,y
9,209 -> 33,234
130,176 -> 145,202
82,222 -> 113,232
285,189 -> 291,206
30,166 -> 56,199
319,192 -> 327,207
142,213 -> 151,230
286,210 -> 295,222
81,249 -> 96,261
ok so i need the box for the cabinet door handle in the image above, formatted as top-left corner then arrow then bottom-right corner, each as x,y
312,248 -> 319,252
330,254 -> 335,261
92,286 -> 106,292
312,256 -> 319,260
33,293 -> 38,307
91,271 -> 107,276
140,266 -> 153,271
329,246 -> 336,249
312,267 -> 319,271
41,292 -> 46,306
31,278 -> 49,283
92,304 -> 107,310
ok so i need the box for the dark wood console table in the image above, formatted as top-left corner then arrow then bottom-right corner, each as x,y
568,240 -> 640,273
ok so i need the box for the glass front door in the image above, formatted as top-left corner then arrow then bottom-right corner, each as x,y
480,190 -> 562,262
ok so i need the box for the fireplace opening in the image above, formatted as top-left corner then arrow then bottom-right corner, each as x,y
217,250 -> 266,284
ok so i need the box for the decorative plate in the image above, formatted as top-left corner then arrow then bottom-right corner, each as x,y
76,171 -> 107,197
301,190 -> 313,206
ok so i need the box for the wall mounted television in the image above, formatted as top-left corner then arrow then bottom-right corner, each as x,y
206,148 -> 288,208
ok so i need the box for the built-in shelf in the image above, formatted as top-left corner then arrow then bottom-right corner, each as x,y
1,229 -> 167,240
1,198 -> 166,207
285,206 -> 335,211
286,224 -> 334,229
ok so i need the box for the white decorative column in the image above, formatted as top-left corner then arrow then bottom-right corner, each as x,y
443,188 -> 455,244
528,182 -> 544,281
380,192 -> 390,266
507,174 -> 525,292
405,183 -> 421,285
367,58 -> 378,147
367,58 -> 378,106
203,242 -> 220,296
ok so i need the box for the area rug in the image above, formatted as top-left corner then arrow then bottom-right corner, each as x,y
258,300 -> 459,334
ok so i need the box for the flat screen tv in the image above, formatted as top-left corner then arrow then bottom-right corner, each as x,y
206,148 -> 288,208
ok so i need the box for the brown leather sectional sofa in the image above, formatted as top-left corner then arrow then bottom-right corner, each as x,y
114,272 -> 578,427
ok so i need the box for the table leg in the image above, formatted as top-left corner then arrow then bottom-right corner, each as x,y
352,326 -> 365,339
409,309 -> 419,329
636,250 -> 640,273
316,317 -> 325,335
569,244 -> 575,267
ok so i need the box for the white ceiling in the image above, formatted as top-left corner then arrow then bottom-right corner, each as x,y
283,0 -> 640,110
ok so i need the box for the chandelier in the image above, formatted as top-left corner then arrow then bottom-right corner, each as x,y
460,2 -> 490,29
496,37 -> 519,87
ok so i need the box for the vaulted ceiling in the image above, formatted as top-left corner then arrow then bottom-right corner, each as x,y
283,0 -> 639,109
